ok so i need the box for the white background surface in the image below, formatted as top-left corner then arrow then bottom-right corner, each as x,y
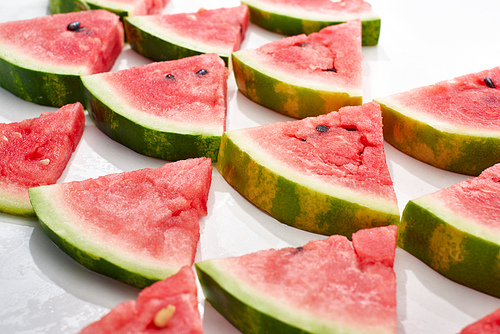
1,0 -> 500,333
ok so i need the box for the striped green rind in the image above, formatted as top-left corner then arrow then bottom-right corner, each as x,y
82,78 -> 221,162
232,52 -> 362,119
0,56 -> 85,107
398,199 -> 500,298
242,2 -> 380,46
195,260 -> 367,334
377,99 -> 500,176
124,18 -> 231,66
29,186 -> 171,289
49,0 -> 90,13
217,132 -> 399,238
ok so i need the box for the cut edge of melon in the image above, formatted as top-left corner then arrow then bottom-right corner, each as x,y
232,49 -> 363,97
195,260 -> 370,334
81,74 -> 224,137
0,183 -> 35,217
226,130 -> 399,216
125,16 -> 234,57
241,0 -> 380,22
376,97 -> 500,138
29,185 -> 180,286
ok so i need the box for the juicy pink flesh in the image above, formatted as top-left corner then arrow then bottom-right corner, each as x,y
0,102 -> 85,188
79,266 -> 203,334
0,10 -> 124,74
218,225 -> 398,332
59,158 -> 212,265
244,101 -> 396,200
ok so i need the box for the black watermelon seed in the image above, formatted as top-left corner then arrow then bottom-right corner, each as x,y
324,67 -> 337,73
165,74 -> 175,80
196,69 -> 208,76
344,127 -> 358,131
316,124 -> 329,133
297,43 -> 308,47
485,77 -> 496,89
67,21 -> 82,31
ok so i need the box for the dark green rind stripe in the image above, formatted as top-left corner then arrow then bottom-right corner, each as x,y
399,200 -> 500,298
217,133 -> 399,238
124,19 -> 230,66
245,4 -> 380,46
49,0 -> 90,13
83,87 -> 221,162
379,101 -> 500,176
232,53 -> 362,119
0,56 -> 86,108
195,263 -> 308,334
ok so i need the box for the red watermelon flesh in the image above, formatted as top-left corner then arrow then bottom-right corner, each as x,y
79,266 -> 202,334
197,225 -> 398,333
140,5 -> 249,52
0,9 -> 124,75
380,66 -> 500,132
242,101 -> 395,200
0,102 -> 85,216
247,19 -> 362,91
94,53 -> 228,131
460,307 -> 500,334
423,163 -> 500,233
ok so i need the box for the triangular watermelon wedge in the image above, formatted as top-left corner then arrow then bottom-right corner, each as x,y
0,102 -> 85,217
195,225 -> 398,334
0,10 -> 124,107
375,66 -> 500,176
399,162 -> 500,298
29,157 -> 213,288
460,307 -> 500,334
79,266 -> 202,334
232,20 -> 363,118
124,5 -> 250,66
217,101 -> 399,238
82,53 -> 228,162
241,0 -> 381,46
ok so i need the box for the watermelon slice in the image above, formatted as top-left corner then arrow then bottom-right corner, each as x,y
0,102 -> 85,217
217,101 -> 399,238
241,0 -> 381,46
81,53 -> 228,162
79,266 -> 202,334
195,225 -> 398,334
0,10 -> 124,107
124,5 -> 250,66
398,162 -> 500,298
460,307 -> 500,334
375,66 -> 500,176
29,157 -> 212,288
232,20 -> 362,119
50,0 -> 170,17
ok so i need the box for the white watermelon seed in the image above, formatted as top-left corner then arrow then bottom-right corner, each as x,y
153,304 -> 176,328
39,159 -> 50,165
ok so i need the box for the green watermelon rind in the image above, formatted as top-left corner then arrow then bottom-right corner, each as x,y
241,0 -> 381,46
124,17 -> 233,66
0,49 -> 87,107
29,185 -> 178,288
81,74 -> 222,162
49,0 -> 90,13
195,261 -> 368,334
377,97 -> 500,176
49,0 -> 130,17
217,131 -> 399,238
0,185 -> 35,217
231,51 -> 363,119
398,198 -> 500,298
